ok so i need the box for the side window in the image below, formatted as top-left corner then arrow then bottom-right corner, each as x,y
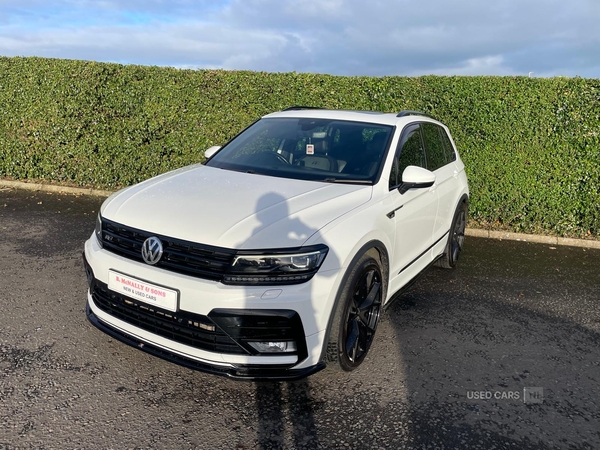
439,127 -> 457,162
422,123 -> 447,171
389,125 -> 426,188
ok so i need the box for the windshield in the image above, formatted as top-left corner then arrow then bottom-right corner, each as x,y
205,118 -> 394,184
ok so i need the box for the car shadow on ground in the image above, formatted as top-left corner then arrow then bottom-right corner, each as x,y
254,379 -> 319,449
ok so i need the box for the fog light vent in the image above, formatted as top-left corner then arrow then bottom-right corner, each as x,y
247,341 -> 297,353
188,320 -> 215,332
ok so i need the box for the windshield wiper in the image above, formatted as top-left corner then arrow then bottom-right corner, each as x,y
222,167 -> 257,175
322,178 -> 372,185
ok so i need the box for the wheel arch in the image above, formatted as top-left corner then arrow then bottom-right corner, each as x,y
456,192 -> 469,212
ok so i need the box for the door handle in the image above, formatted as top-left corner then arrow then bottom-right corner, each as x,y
453,170 -> 459,178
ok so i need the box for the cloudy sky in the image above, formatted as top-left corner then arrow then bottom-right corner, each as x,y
0,0 -> 599,78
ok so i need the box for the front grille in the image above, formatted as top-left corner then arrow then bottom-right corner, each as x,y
91,281 -> 247,355
101,218 -> 236,281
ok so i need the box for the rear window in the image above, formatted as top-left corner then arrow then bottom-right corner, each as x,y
422,123 -> 447,171
439,127 -> 457,162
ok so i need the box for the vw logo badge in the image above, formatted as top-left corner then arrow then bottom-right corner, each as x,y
141,237 -> 163,265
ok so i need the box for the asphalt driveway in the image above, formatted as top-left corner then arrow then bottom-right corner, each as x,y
1,187 -> 598,449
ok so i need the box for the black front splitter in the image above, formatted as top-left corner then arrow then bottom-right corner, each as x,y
86,304 -> 325,381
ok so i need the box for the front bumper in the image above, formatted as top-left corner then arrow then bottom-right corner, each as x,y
86,302 -> 325,381
83,235 -> 339,380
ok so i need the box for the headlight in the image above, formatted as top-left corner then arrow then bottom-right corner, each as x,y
95,213 -> 103,248
223,245 -> 328,285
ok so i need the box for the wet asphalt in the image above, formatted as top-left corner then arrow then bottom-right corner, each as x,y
0,187 -> 599,450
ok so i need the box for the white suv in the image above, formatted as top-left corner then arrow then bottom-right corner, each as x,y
83,108 -> 469,380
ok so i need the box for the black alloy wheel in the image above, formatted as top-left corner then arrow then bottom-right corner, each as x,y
450,207 -> 466,264
436,200 -> 468,269
344,266 -> 382,365
327,250 -> 383,371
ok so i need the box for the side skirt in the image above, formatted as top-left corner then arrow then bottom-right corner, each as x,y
383,254 -> 444,312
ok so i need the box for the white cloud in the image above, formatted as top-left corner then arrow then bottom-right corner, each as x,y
416,55 -> 515,77
0,0 -> 598,77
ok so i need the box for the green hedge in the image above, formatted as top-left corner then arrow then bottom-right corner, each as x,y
1,56 -> 599,238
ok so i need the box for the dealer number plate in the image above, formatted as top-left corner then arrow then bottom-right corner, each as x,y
107,270 -> 178,312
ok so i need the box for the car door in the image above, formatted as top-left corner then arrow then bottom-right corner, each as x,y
387,123 -> 439,294
421,122 -> 459,244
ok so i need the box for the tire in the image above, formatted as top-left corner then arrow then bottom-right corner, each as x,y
435,199 -> 468,269
326,249 -> 383,372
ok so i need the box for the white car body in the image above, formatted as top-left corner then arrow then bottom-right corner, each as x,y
84,108 -> 469,380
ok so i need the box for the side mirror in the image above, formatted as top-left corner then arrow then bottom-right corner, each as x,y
398,166 -> 436,194
204,145 -> 221,159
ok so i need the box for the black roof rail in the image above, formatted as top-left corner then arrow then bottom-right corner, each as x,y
396,110 -> 435,119
283,106 -> 324,111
